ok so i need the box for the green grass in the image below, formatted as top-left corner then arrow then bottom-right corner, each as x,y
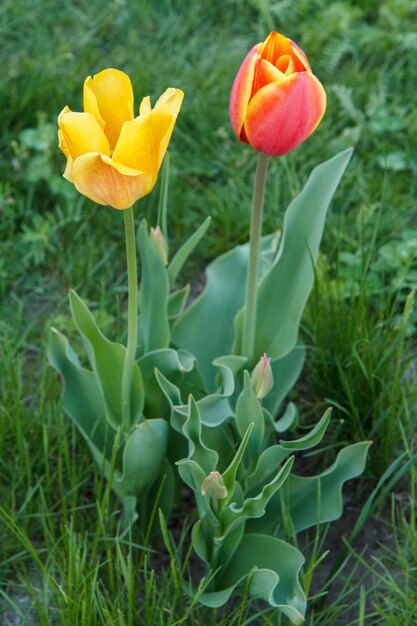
1,0 -> 417,623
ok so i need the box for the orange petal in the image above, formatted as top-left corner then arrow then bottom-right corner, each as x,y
113,89 -> 183,175
83,68 -> 134,151
229,43 -> 260,140
58,110 -> 110,160
252,58 -> 286,93
290,40 -> 311,72
259,32 -> 293,65
72,153 -> 155,210
244,72 -> 326,156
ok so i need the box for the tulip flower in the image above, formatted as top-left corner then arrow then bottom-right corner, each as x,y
229,31 -> 326,156
58,68 -> 183,210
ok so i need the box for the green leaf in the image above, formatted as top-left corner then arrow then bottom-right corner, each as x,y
168,285 -> 190,319
47,327 -> 115,457
172,234 -> 278,389
183,396 -> 219,474
249,441 -> 371,535
222,423 -> 254,506
263,344 -> 305,418
196,355 -> 246,426
278,408 -> 331,450
137,220 -> 170,352
274,402 -> 298,433
199,534 -> 306,625
245,445 -> 291,492
168,217 -> 211,284
235,371 -> 264,459
69,289 -> 144,428
220,456 -> 294,533
138,348 -> 199,419
254,149 -> 353,361
115,419 -> 168,496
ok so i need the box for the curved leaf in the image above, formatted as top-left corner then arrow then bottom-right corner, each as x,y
254,149 -> 353,361
69,289 -> 144,428
168,217 -> 211,284
199,533 -> 306,625
248,441 -> 371,535
47,327 -> 115,457
172,234 -> 278,389
115,419 -> 168,496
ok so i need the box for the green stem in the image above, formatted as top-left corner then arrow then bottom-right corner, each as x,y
242,152 -> 269,364
122,206 -> 138,430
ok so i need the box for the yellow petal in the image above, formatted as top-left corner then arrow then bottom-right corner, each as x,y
83,68 -> 134,150
139,96 -> 152,116
57,106 -> 74,180
154,88 -> 184,116
59,111 -> 110,160
72,153 -> 155,210
83,76 -> 105,129
113,89 -> 183,175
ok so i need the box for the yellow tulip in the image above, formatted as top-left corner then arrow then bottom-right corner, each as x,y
58,68 -> 184,210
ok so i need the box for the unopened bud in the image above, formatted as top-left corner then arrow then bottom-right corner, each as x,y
150,226 -> 168,265
201,471 -> 228,499
251,353 -> 273,399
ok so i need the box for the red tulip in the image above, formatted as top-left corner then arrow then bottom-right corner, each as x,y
229,32 -> 326,156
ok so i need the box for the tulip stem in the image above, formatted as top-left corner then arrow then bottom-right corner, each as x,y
243,152 -> 269,364
122,206 -> 138,430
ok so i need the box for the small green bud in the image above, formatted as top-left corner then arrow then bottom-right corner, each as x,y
251,352 -> 273,399
150,226 -> 168,265
201,471 -> 228,499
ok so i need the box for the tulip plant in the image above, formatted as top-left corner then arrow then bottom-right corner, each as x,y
48,33 -> 370,624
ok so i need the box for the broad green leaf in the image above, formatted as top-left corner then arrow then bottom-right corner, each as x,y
138,348 -> 200,419
249,441 -> 371,535
263,344 -> 305,418
278,408 -> 331,450
137,220 -> 170,352
183,396 -> 219,474
221,423 -> 254,506
254,149 -> 353,361
199,533 -> 306,625
168,285 -> 190,319
69,289 -> 144,428
47,327 -> 115,457
115,419 -> 168,496
235,371 -> 264,459
168,217 -> 211,284
274,402 -> 298,433
172,234 -> 278,389
220,456 -> 294,533
245,445 -> 291,492
196,355 -> 246,426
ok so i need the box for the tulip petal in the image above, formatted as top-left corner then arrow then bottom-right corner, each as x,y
244,72 -> 326,156
72,153 -> 155,210
154,88 -> 184,116
253,58 -> 285,93
59,111 -> 111,162
83,68 -> 134,151
113,89 -> 183,175
260,32 -> 294,65
290,40 -> 311,72
58,106 -> 74,181
229,43 -> 260,139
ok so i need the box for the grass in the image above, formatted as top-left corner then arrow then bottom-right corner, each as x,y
1,0 -> 417,623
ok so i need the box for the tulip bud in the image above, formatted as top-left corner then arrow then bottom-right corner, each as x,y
251,353 -> 274,399
229,31 -> 326,157
201,471 -> 228,499
150,226 -> 168,265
